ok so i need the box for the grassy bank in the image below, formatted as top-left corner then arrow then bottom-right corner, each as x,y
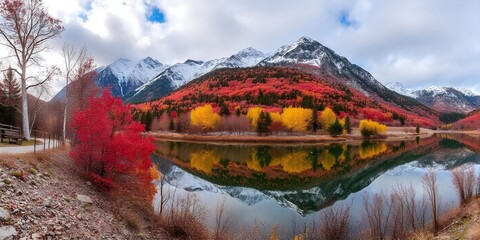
150,126 -> 434,145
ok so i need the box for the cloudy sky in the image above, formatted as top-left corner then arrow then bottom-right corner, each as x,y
33,0 -> 480,96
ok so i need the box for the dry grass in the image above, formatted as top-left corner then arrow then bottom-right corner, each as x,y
151,131 -> 346,144
122,210 -> 142,233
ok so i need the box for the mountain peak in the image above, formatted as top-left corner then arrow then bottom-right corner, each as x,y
184,59 -> 204,65
142,56 -> 160,64
295,36 -> 316,44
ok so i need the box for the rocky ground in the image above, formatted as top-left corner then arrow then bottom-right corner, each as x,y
0,149 -> 167,240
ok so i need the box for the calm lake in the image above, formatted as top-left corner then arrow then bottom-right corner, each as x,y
152,133 -> 480,238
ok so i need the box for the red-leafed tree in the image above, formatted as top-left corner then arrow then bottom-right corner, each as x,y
70,90 -> 156,188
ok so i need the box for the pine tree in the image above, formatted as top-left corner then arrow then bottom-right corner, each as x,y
344,116 -> 352,134
169,118 -> 175,131
0,67 -> 21,125
220,103 -> 231,116
145,110 -> 153,132
416,124 -> 420,134
0,67 -> 21,105
310,107 -> 319,132
256,111 -> 272,136
235,107 -> 241,117
328,118 -> 344,137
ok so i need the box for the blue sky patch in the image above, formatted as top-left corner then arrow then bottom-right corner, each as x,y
147,7 -> 166,23
338,10 -> 356,28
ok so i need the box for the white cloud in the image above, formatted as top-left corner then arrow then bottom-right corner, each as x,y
11,0 -> 480,98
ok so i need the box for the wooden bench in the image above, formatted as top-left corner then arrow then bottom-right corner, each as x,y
0,123 -> 23,145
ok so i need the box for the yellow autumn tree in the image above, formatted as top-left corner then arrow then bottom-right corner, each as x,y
359,142 -> 387,159
270,112 -> 282,123
320,107 -> 336,130
281,107 -> 312,131
190,104 -> 220,131
269,151 -> 311,173
190,150 -> 220,174
246,107 -> 263,129
359,120 -> 387,137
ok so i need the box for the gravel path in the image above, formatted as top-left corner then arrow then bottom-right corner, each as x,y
0,139 -> 58,154
0,150 -> 168,240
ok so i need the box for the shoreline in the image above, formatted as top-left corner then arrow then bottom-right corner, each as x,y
148,127 -> 448,145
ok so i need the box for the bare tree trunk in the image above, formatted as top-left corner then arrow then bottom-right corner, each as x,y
21,64 -> 30,139
422,170 -> 439,235
63,84 -> 68,140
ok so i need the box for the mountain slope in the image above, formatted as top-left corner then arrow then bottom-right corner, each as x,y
143,66 -> 438,126
50,57 -> 167,103
96,57 -> 167,97
124,48 -> 268,104
258,37 -> 437,119
385,82 -> 480,113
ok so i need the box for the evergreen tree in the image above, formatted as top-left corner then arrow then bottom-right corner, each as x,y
169,118 -> 175,131
0,67 -> 21,125
327,118 -> 344,137
399,115 -> 406,126
235,107 -> 241,117
220,103 -> 231,116
416,124 -> 420,134
344,116 -> 352,134
256,111 -> 272,136
310,107 -> 319,132
145,110 -> 153,132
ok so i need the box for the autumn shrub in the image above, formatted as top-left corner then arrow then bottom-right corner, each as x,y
359,120 -> 387,138
190,104 -> 220,132
451,166 -> 476,206
281,107 -> 312,132
327,118 -> 343,136
246,107 -> 263,129
320,107 -> 336,130
70,90 -> 156,189
318,203 -> 351,240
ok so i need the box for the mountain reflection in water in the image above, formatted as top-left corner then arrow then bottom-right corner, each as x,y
152,134 -> 480,234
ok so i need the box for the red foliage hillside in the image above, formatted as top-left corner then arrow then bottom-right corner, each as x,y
452,109 -> 480,130
136,67 -> 439,127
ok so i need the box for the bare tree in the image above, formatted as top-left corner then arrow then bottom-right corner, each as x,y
318,203 -> 351,240
363,192 -> 392,240
451,166 -> 476,206
213,197 -> 233,240
0,0 -> 63,139
422,170 -> 439,235
62,43 -> 87,141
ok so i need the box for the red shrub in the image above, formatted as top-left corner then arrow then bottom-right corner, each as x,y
70,90 -> 156,188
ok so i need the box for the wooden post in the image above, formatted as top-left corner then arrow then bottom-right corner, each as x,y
43,133 -> 46,152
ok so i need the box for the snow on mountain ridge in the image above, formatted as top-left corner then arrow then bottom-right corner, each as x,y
385,82 -> 480,113
107,57 -> 167,85
125,48 -> 268,103
384,82 -> 416,97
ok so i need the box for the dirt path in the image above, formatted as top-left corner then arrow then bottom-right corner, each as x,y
0,138 -> 58,154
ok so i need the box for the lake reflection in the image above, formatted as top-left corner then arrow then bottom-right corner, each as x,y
152,134 -> 480,237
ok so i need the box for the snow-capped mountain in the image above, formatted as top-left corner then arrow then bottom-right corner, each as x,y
97,57 -> 168,97
213,47 -> 267,69
257,37 -> 436,118
258,36 -> 386,93
385,82 -> 480,113
124,47 -> 267,103
384,82 -> 416,98
50,57 -> 168,103
123,58 -> 225,103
